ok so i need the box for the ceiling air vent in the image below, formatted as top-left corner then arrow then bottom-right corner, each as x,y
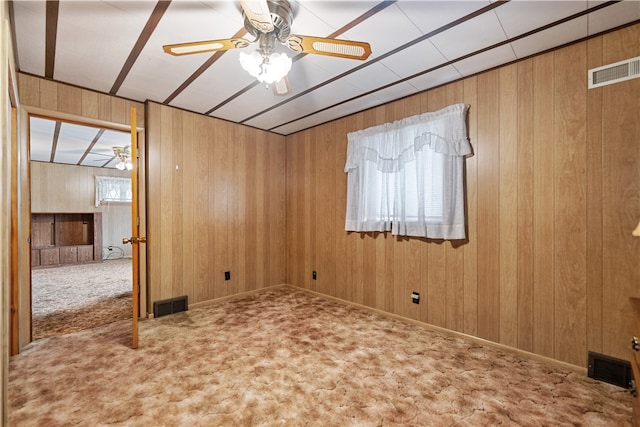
588,56 -> 640,89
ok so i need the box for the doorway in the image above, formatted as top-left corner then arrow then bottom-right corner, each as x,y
29,115 -> 135,340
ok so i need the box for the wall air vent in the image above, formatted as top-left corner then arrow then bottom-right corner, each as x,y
153,295 -> 188,318
588,56 -> 640,89
587,351 -> 632,389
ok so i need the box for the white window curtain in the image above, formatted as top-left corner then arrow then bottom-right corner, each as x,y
344,103 -> 472,240
95,175 -> 132,207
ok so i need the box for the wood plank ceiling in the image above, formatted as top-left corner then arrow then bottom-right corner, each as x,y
10,0 -> 640,167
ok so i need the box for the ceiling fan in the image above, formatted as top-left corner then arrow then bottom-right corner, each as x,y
163,0 -> 372,95
112,146 -> 133,170
93,146 -> 132,170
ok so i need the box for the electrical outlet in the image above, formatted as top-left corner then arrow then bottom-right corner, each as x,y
411,291 -> 420,304
225,271 -> 231,281
312,271 -> 317,280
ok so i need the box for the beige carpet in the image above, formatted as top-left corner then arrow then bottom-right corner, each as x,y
31,259 -> 132,339
9,285 -> 632,426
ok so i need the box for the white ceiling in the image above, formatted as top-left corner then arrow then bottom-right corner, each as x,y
29,116 -> 131,169
10,0 -> 640,167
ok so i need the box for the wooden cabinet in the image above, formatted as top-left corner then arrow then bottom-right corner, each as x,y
77,245 -> 94,262
39,248 -> 60,266
632,297 -> 640,426
59,246 -> 78,264
31,213 -> 102,268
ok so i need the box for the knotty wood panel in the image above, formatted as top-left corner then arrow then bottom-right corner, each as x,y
285,24 -> 640,368
585,36 -> 604,361
532,52 -> 556,360
146,102 -> 286,311
499,64 -> 519,349
553,43 -> 588,367
516,59 -> 535,354
476,71 -> 500,343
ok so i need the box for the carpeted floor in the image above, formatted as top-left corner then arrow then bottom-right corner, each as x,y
9,285 -> 632,426
31,259 -> 132,339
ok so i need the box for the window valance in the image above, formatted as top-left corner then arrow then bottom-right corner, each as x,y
345,103 -> 471,174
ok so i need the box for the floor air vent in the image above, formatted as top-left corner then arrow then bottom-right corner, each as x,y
588,56 -> 640,89
153,295 -> 188,318
587,351 -> 632,389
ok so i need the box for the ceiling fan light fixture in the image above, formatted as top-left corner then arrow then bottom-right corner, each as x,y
115,160 -> 133,171
239,50 -> 291,85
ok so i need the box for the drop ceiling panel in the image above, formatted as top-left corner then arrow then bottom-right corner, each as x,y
286,0 -> 340,36
494,1 -> 586,38
12,1 -> 46,75
510,17 -> 587,59
368,80 -> 424,106
379,39 -> 449,79
294,1 -> 383,35
334,4 -> 423,59
271,94 -> 383,135
242,77 -> 367,130
395,1 -> 493,36
339,62 -> 403,93
429,10 -> 508,61
587,1 -> 640,35
406,64 -> 465,93
29,117 -> 55,162
452,44 -> 517,77
54,1 -> 157,93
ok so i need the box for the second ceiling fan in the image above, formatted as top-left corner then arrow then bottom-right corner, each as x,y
163,0 -> 372,95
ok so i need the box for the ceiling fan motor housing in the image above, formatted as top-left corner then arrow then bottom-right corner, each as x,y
243,0 -> 293,43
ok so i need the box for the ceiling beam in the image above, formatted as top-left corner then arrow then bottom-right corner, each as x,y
49,121 -> 61,163
77,128 -> 106,166
45,0 -> 59,79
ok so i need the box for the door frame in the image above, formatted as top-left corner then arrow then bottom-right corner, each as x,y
15,106 -> 147,350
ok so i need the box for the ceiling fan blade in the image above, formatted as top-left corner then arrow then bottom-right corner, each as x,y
163,38 -> 251,56
90,152 -> 114,158
240,0 -> 274,33
285,35 -> 372,60
272,76 -> 291,96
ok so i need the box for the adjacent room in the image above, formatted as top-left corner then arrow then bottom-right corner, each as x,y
29,117 -> 134,340
2,0 -> 640,425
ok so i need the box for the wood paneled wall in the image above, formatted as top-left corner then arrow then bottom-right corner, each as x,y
145,102 -> 286,312
30,161 -> 132,258
285,24 -> 640,368
18,73 -> 144,127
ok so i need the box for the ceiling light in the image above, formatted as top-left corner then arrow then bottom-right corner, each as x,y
112,146 -> 132,171
115,160 -> 133,171
239,50 -> 291,85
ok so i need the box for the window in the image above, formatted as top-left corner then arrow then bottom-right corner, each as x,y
95,176 -> 132,207
344,103 -> 471,240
